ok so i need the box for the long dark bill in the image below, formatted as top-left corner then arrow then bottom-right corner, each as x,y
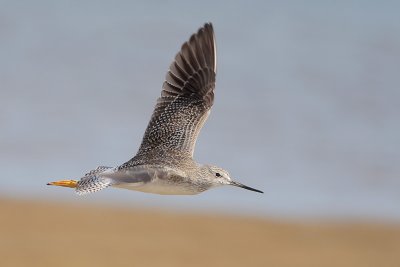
230,181 -> 263,194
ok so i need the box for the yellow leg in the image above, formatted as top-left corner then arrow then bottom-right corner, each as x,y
47,180 -> 77,188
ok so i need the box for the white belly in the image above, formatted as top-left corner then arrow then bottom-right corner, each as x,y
112,179 -> 199,195
105,166 -> 202,195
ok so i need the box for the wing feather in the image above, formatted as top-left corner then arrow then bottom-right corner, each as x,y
123,23 -> 217,167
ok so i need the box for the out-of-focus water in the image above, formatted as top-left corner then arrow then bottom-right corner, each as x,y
1,1 -> 399,220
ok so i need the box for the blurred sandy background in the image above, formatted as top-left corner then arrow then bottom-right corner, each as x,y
1,198 -> 399,267
1,1 -> 399,266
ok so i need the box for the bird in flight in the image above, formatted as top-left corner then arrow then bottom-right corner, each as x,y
48,23 -> 263,195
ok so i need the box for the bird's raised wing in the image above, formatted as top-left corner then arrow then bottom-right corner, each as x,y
134,23 -> 217,159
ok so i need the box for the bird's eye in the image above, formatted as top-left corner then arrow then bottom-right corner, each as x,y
215,173 -> 221,177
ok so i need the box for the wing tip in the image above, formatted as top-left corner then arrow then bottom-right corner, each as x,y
161,22 -> 217,106
200,22 -> 217,72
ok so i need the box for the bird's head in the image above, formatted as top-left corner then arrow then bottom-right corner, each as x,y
204,165 -> 263,193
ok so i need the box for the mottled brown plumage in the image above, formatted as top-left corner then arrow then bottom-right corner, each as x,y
48,23 -> 263,195
121,23 -> 216,169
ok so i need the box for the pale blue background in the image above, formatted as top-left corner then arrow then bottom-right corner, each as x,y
1,1 -> 399,221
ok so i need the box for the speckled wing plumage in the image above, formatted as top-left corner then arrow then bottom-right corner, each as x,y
122,23 -> 217,168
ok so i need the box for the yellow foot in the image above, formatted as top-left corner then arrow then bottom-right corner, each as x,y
47,180 -> 77,188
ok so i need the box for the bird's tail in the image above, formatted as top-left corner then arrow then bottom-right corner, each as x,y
47,166 -> 114,195
76,175 -> 113,195
75,166 -> 114,195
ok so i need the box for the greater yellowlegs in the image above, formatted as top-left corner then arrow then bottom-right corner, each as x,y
48,23 -> 263,195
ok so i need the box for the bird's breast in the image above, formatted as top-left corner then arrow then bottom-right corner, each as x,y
116,180 -> 198,195
109,165 -> 207,195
